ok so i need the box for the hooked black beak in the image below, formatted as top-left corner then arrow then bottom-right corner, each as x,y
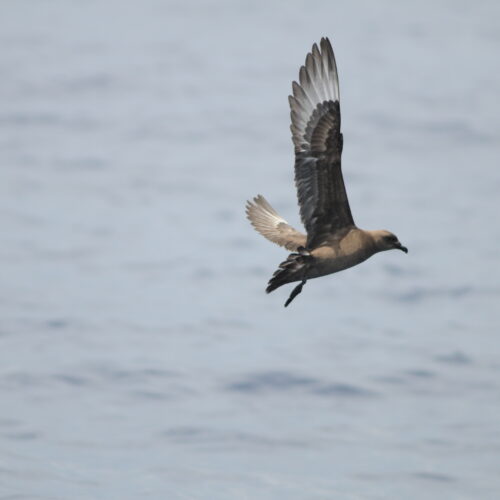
397,243 -> 408,254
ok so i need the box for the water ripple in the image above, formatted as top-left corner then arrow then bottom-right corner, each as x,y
225,371 -> 376,398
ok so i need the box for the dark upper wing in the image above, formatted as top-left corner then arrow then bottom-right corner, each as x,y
289,37 -> 355,248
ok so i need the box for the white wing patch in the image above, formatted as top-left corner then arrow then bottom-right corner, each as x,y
246,195 -> 306,251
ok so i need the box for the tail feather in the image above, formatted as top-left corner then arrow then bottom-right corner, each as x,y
266,251 -> 309,293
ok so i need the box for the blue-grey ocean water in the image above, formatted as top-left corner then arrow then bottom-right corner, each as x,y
1,1 -> 500,499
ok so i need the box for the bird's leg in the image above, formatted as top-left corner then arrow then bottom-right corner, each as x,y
283,246 -> 311,307
284,279 -> 307,308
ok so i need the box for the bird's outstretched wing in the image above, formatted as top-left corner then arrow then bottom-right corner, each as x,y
246,195 -> 307,251
289,37 -> 354,248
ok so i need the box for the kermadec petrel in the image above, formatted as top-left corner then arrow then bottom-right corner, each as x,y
246,38 -> 407,307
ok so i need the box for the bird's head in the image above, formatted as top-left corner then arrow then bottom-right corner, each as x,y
370,230 -> 408,254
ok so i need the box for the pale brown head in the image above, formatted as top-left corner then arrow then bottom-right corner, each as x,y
369,230 -> 408,254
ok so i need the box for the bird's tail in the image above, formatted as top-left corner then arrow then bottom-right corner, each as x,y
266,250 -> 310,293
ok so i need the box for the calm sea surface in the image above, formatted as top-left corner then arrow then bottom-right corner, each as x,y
1,1 -> 500,499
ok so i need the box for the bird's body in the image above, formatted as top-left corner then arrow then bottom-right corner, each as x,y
307,229 -> 376,277
246,38 -> 407,306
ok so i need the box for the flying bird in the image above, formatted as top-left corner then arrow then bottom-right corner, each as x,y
246,38 -> 408,307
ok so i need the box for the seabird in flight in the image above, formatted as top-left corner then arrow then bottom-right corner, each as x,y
246,38 -> 407,307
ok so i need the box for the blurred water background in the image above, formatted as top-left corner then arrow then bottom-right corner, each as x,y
1,1 -> 500,499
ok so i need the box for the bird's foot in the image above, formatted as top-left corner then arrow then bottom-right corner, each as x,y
284,280 -> 307,307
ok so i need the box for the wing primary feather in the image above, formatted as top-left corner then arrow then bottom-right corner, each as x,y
289,37 -> 354,241
246,195 -> 307,251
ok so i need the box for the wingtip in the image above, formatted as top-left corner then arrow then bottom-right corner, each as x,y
245,197 -> 256,218
320,36 -> 332,48
246,194 -> 268,220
